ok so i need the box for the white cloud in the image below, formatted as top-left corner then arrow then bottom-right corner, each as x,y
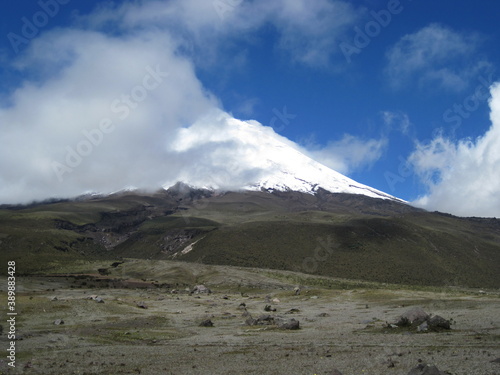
267,0 -> 359,67
0,28 -> 218,204
409,83 -> 500,217
80,0 -> 360,68
0,0 -> 366,204
385,24 -> 490,92
305,135 -> 388,175
382,110 -> 411,135
166,110 -> 389,193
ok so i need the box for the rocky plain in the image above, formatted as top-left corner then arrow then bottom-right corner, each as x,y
0,259 -> 499,375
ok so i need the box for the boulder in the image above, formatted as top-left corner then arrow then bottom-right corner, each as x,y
89,295 -> 104,303
397,307 -> 429,327
264,305 -> 276,312
245,315 -> 275,326
277,318 -> 300,330
237,303 -> 246,310
417,321 -> 428,332
199,319 -> 214,327
53,319 -> 64,325
256,314 -> 274,324
407,364 -> 450,375
428,315 -> 451,331
136,301 -> 148,309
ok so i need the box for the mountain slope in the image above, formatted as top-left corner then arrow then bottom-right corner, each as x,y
1,189 -> 499,288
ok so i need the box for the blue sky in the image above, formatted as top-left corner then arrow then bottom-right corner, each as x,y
1,0 -> 500,217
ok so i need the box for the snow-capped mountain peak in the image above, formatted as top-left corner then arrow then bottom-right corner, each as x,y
165,111 -> 403,202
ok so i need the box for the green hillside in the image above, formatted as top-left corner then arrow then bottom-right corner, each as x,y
1,188 -> 499,288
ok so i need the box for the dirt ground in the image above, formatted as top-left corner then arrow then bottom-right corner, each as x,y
0,260 -> 499,375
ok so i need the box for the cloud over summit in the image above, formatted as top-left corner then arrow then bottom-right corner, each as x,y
0,0 -> 376,204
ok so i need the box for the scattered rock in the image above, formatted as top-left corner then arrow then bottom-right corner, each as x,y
136,301 -> 148,309
393,308 -> 451,333
397,307 -> 429,327
54,319 -> 64,325
407,364 -> 451,375
417,321 -> 428,332
245,315 -> 300,330
238,303 -> 247,310
317,312 -> 330,317
257,314 -> 274,323
276,318 -> 300,330
385,359 -> 396,368
245,317 -> 257,326
285,308 -> 300,314
272,298 -> 280,303
328,369 -> 343,375
428,315 -> 451,331
88,295 -> 105,303
199,319 -> 214,327
490,358 -> 500,363
51,296 -> 58,301
264,305 -> 276,312
293,287 -> 301,295
246,315 -> 274,326
191,285 -> 211,294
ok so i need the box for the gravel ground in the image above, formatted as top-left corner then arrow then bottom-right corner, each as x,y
0,266 -> 499,375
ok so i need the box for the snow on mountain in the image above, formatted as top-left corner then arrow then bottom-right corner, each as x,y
166,111 -> 403,202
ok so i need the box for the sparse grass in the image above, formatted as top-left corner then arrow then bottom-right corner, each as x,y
4,255 -> 500,375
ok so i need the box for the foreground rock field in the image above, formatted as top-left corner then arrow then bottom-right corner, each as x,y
1,260 -> 499,374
